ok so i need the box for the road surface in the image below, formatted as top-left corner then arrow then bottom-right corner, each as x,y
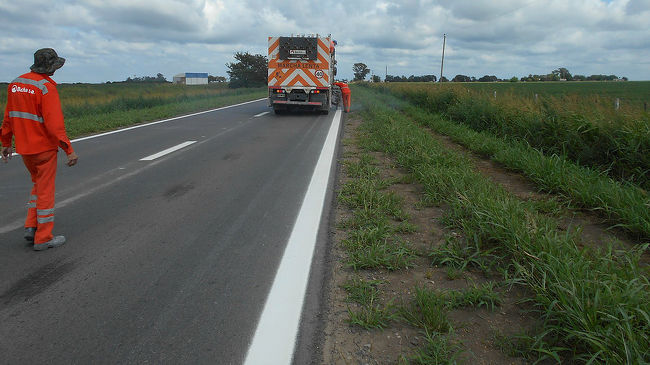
0,99 -> 341,364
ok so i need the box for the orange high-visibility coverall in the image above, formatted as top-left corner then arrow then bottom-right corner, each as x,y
1,72 -> 74,244
334,82 -> 351,113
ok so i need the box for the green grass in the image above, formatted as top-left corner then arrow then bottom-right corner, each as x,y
352,85 -> 650,363
402,103 -> 650,240
400,286 -> 452,334
441,282 -> 502,310
370,82 -> 650,189
429,236 -> 499,274
362,84 -> 650,241
343,277 -> 385,306
1,82 -> 266,140
403,330 -> 463,365
458,81 -> 650,111
343,277 -> 396,330
339,152 -> 417,271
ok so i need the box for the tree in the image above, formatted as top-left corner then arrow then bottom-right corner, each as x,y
209,75 -> 227,83
371,75 -> 381,83
353,63 -> 370,81
123,73 -> 168,83
553,67 -> 572,81
226,52 -> 268,88
385,74 -> 436,82
452,74 -> 471,82
478,75 -> 498,82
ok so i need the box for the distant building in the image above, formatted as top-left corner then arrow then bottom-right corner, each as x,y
173,72 -> 209,85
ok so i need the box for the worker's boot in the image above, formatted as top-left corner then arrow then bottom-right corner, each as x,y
33,236 -> 66,251
24,227 -> 37,242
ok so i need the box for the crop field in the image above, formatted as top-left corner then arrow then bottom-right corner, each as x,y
456,81 -> 650,113
0,82 -> 266,139
323,83 -> 649,364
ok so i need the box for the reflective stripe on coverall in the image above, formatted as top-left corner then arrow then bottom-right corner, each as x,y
22,150 -> 58,243
1,72 -> 74,244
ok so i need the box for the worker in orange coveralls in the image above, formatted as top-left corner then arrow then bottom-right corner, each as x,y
1,48 -> 79,251
334,82 -> 351,113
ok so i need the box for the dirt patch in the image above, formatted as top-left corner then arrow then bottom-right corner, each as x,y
321,115 -> 536,364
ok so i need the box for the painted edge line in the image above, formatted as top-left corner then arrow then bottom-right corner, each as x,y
243,108 -> 343,365
140,141 -> 196,161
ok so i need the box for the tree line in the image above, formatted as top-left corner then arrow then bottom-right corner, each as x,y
452,68 -> 627,83
353,63 -> 628,83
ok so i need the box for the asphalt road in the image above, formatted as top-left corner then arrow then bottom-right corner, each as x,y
0,99 -> 340,364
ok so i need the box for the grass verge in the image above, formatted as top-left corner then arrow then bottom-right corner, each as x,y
362,85 -> 650,241
351,85 -> 650,363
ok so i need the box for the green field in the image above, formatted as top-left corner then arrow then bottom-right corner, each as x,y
371,81 -> 650,190
455,81 -> 650,111
0,82 -> 266,139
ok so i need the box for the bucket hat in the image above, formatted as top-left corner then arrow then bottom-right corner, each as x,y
30,48 -> 65,74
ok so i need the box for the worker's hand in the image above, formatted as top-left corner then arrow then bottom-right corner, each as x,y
1,146 -> 13,163
66,152 -> 78,167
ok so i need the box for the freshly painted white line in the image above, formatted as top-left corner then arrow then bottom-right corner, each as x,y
7,98 -> 266,157
244,108 -> 343,365
140,141 -> 196,161
254,111 -> 270,118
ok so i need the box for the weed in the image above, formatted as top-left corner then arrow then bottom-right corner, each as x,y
442,282 -> 502,310
343,277 -> 396,330
405,330 -> 463,365
346,238 -> 416,271
342,277 -> 385,306
343,154 -> 381,179
445,267 -> 462,280
400,286 -> 451,333
429,236 -> 495,274
347,304 -> 396,330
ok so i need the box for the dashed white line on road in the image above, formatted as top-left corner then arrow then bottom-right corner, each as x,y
140,141 -> 196,161
244,108 -> 343,365
254,111 -> 270,118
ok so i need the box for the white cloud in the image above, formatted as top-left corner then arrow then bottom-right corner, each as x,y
0,0 -> 648,83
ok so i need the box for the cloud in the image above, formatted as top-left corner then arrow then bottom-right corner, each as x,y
0,0 -> 648,83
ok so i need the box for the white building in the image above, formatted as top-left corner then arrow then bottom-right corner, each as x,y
173,72 -> 209,85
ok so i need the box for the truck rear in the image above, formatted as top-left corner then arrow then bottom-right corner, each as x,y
268,35 -> 335,114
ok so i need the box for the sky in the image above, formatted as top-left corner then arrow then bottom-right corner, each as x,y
1,0 -> 649,83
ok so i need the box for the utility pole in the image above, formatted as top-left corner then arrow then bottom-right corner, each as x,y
440,33 -> 446,82
385,65 -> 387,82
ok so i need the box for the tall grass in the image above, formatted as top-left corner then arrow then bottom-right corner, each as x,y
371,82 -> 650,190
354,86 -> 650,363
399,103 -> 650,240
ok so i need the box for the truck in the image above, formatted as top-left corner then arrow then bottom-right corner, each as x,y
267,35 -> 336,114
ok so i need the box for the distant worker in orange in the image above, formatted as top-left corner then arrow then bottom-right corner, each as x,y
1,48 -> 79,251
334,81 -> 351,113
330,39 -> 337,55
